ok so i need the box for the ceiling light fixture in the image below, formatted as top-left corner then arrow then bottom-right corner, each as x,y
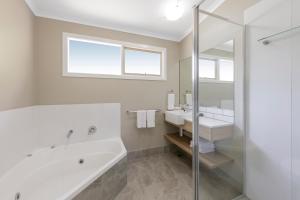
165,0 -> 184,21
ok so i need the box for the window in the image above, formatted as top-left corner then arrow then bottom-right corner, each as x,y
199,57 -> 234,82
63,33 -> 167,80
124,48 -> 161,76
199,58 -> 216,79
219,59 -> 234,81
68,39 -> 122,75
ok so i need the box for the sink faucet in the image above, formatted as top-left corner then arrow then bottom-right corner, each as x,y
182,104 -> 192,112
67,130 -> 74,139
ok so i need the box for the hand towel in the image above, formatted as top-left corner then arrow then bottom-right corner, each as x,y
185,93 -> 192,105
146,110 -> 156,128
168,93 -> 175,110
137,110 -> 147,128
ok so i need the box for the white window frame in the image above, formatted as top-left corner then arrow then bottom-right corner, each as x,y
63,32 -> 167,81
199,54 -> 234,83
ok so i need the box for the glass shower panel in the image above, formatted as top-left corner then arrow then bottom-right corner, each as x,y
193,7 -> 245,200
291,0 -> 300,199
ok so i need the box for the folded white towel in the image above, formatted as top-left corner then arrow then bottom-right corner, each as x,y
136,110 -> 147,128
146,110 -> 156,128
198,138 -> 215,153
185,93 -> 192,105
199,146 -> 215,153
190,139 -> 215,153
168,93 -> 175,110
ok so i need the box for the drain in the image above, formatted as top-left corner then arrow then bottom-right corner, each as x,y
15,192 -> 21,200
79,159 -> 84,164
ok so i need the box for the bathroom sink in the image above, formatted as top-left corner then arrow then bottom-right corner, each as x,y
165,110 -> 233,141
183,116 -> 233,128
165,110 -> 191,125
182,116 -> 233,141
166,110 -> 232,128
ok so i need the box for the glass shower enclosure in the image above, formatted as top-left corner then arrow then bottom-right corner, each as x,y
192,3 -> 245,200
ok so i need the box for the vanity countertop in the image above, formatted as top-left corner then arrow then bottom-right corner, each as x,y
183,116 -> 233,128
165,110 -> 234,141
165,110 -> 233,128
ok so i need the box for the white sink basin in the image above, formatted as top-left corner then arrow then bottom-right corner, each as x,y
165,110 -> 233,141
183,115 -> 233,128
165,110 -> 191,125
166,110 -> 233,128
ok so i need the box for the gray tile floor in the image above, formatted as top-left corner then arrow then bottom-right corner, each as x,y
115,152 -> 241,200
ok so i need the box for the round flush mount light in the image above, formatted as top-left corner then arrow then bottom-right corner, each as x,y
165,1 -> 184,21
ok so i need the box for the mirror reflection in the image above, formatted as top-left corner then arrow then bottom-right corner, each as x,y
180,40 -> 234,111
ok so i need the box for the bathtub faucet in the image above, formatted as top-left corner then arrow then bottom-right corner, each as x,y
67,130 -> 74,139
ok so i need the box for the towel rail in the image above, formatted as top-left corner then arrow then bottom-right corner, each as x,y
126,109 -> 161,113
258,25 -> 300,45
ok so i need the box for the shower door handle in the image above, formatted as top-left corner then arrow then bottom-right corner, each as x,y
197,112 -> 204,117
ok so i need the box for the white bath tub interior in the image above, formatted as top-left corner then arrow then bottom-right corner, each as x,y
0,103 -> 126,200
0,138 -> 126,200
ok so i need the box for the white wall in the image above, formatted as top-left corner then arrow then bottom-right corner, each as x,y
35,104 -> 120,147
0,103 -> 120,178
245,0 -> 292,199
0,107 -> 37,178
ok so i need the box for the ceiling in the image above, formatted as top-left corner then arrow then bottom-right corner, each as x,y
25,0 -> 225,42
215,40 -> 234,52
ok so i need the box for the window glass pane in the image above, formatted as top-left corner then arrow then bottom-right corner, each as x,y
219,59 -> 234,81
124,49 -> 161,75
199,59 -> 216,78
68,39 -> 121,75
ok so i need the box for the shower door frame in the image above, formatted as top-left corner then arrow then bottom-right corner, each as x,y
192,4 -> 246,200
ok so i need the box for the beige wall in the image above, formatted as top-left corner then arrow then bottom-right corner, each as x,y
0,0 -> 257,156
179,0 -> 258,59
0,0 -> 36,111
179,33 -> 193,60
35,17 -> 179,152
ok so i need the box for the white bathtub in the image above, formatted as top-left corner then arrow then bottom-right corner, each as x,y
0,138 -> 127,200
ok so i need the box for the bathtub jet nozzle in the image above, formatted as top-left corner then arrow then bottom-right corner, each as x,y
88,126 -> 97,135
79,159 -> 84,164
67,129 -> 74,139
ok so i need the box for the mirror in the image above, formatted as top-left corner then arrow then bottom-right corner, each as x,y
179,57 -> 192,105
179,40 -> 234,111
